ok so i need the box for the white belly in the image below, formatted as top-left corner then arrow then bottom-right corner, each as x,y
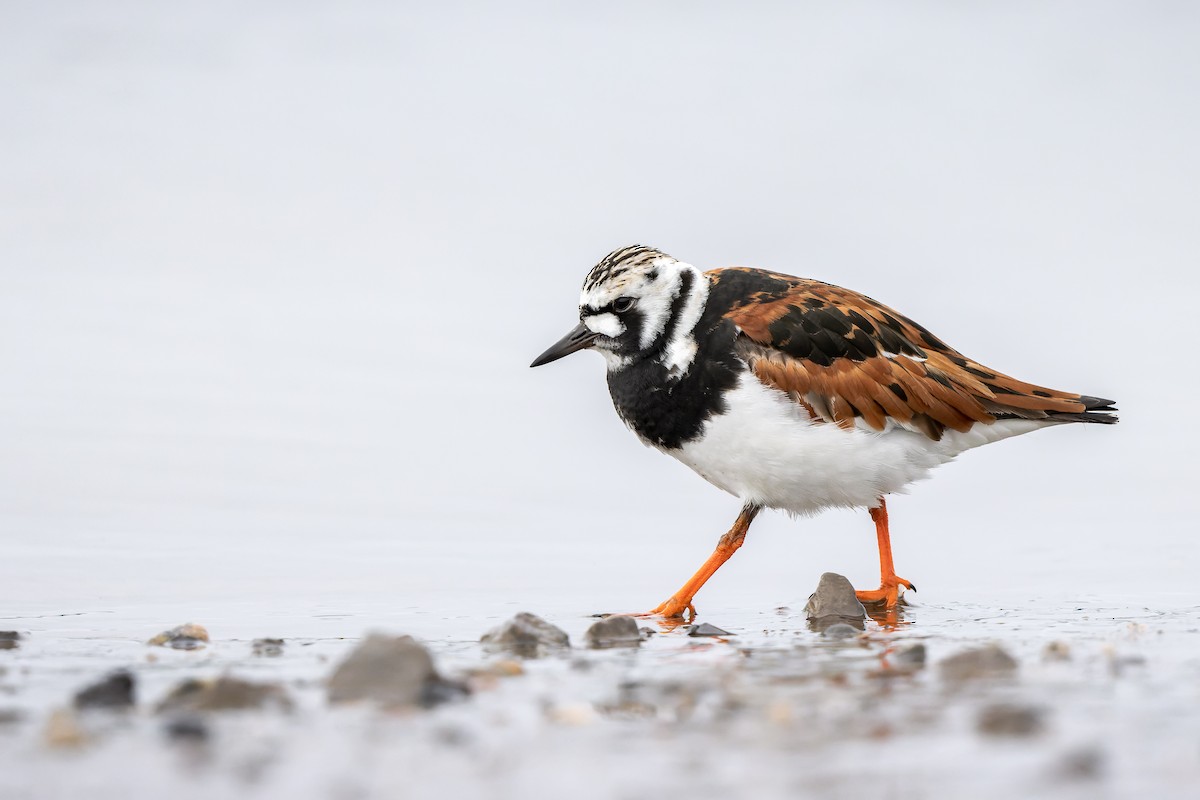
665,375 -> 1043,514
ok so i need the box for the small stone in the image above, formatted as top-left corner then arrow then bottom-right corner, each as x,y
163,715 -> 210,743
328,633 -> 466,708
252,638 -> 285,657
977,703 -> 1044,737
585,615 -> 642,649
0,708 -> 25,725
939,644 -> 1018,682
821,623 -> 860,640
804,573 -> 866,632
157,676 -> 292,713
1054,746 -> 1105,781
43,708 -> 87,748
1041,640 -> 1071,662
891,643 -> 927,670
687,622 -> 733,637
0,631 -> 20,650
481,613 -> 570,658
73,670 -> 136,710
148,623 -> 210,650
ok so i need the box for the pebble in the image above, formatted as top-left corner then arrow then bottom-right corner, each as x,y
481,613 -> 570,658
804,573 -> 867,632
0,631 -> 20,650
147,623 -> 210,650
252,638 -> 285,657
328,633 -> 466,708
687,622 -> 733,637
976,703 -> 1045,737
157,676 -> 293,713
585,615 -> 642,649
73,670 -> 136,710
1042,640 -> 1071,662
939,644 -> 1018,682
892,642 -> 926,671
163,715 -> 210,743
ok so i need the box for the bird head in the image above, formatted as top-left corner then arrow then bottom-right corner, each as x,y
530,245 -> 708,374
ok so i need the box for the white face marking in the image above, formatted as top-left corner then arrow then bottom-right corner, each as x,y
578,252 -> 710,377
583,312 -> 624,338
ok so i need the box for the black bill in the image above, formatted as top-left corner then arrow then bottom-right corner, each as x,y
529,322 -> 600,367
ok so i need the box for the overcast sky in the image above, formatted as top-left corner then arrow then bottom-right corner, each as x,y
2,3 -> 1197,619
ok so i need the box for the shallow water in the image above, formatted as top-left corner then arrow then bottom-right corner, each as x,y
2,589 -> 1198,800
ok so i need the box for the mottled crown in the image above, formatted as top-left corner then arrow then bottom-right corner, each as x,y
582,245 -> 674,294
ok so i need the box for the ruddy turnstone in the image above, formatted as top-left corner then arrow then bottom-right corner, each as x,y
531,245 -> 1117,618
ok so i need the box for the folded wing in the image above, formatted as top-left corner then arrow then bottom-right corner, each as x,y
708,267 -> 1117,441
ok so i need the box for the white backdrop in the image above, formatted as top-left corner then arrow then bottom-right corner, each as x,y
2,2 -> 1196,621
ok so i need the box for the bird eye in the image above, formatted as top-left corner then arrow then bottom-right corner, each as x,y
613,297 -> 636,313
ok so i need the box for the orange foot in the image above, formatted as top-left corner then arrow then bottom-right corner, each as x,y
634,596 -> 696,620
855,577 -> 916,609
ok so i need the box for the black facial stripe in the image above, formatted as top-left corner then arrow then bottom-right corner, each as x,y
653,269 -> 694,355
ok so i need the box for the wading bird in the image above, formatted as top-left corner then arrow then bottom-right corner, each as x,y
531,246 -> 1116,618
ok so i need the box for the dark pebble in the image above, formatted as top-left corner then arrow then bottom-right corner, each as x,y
0,632 -> 20,651
73,670 -> 136,710
163,715 -> 210,743
977,703 -> 1044,737
687,623 -> 733,637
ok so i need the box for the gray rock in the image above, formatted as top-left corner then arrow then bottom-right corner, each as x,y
73,670 -> 136,710
481,613 -> 570,658
0,631 -> 20,651
977,703 -> 1044,736
939,644 -> 1018,682
804,572 -> 867,632
821,623 -> 860,640
252,638 -> 285,657
328,634 -> 466,708
157,676 -> 292,713
687,622 -> 733,637
585,615 -> 642,649
163,715 -> 210,743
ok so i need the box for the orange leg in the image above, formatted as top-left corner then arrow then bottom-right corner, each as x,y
641,505 -> 760,619
855,498 -> 915,609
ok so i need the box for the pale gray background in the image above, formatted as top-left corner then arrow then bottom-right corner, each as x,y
2,2 -> 1197,621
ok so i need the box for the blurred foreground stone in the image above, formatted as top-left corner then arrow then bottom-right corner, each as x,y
252,638 -> 285,657
585,615 -> 641,649
328,634 -> 467,708
158,676 -> 293,713
481,613 -> 570,658
148,623 -> 210,650
0,631 -> 20,650
74,670 -> 136,710
42,709 -> 87,748
977,703 -> 1045,737
939,644 -> 1018,682
804,573 -> 867,632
